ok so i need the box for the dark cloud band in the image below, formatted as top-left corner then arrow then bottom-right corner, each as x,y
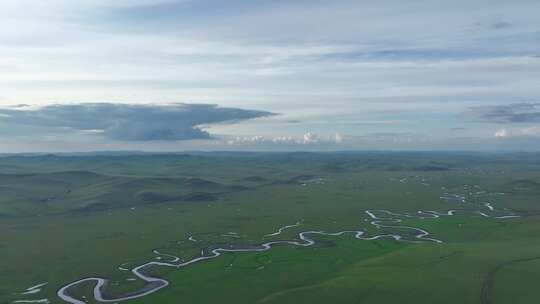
0,103 -> 274,141
470,103 -> 540,123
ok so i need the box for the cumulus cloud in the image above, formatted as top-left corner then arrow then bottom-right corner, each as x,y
226,132 -> 345,146
494,129 -> 508,138
493,126 -> 540,139
302,132 -> 319,144
471,103 -> 540,123
334,132 -> 344,144
0,103 -> 273,141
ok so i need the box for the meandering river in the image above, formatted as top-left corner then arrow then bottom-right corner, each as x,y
49,205 -> 518,304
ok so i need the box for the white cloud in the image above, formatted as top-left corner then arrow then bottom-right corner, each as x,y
493,126 -> 540,139
334,133 -> 344,144
226,132 -> 345,146
302,132 -> 319,144
494,129 -> 508,138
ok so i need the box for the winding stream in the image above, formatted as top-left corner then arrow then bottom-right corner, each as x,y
49,204 -> 519,304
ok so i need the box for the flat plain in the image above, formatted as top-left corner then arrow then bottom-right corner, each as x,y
1,152 -> 540,304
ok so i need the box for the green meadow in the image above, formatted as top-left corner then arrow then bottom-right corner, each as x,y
1,152 -> 539,304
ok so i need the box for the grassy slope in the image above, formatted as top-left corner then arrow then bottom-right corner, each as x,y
492,258 -> 540,304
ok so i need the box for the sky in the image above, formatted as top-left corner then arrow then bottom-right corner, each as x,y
1,0 -> 539,152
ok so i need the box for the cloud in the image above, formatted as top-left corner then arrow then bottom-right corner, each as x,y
302,132 -> 319,144
334,132 -> 344,144
350,120 -> 404,125
494,129 -> 508,138
1,1 -> 540,151
490,21 -> 513,30
520,126 -> 540,137
471,103 -> 540,123
0,103 -> 273,141
226,132 -> 345,146
492,126 -> 540,139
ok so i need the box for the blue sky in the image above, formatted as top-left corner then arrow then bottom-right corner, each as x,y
0,0 -> 539,152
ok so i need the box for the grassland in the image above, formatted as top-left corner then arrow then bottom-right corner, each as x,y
1,152 -> 540,304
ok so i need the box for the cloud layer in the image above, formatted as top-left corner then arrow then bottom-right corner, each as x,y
472,103 -> 540,123
0,103 -> 273,141
1,1 -> 540,151
225,132 -> 344,146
